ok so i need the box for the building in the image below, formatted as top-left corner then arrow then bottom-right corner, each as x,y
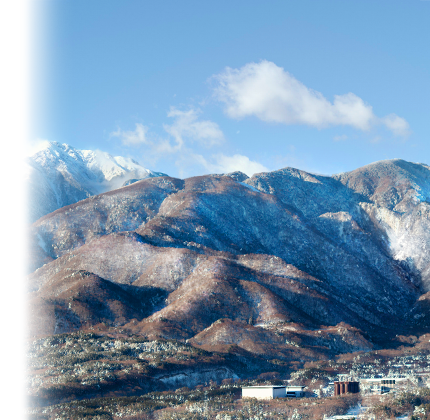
334,381 -> 359,396
286,386 -> 305,397
242,385 -> 286,399
360,377 -> 405,386
360,377 -> 407,394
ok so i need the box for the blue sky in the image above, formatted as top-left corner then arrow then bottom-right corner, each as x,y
32,0 -> 430,178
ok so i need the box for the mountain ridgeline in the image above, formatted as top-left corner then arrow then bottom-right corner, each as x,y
28,157 -> 430,361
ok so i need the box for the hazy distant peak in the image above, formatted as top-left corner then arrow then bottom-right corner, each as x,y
27,141 -> 167,222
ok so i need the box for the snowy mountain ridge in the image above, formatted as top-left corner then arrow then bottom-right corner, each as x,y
28,157 -> 430,346
27,141 -> 167,222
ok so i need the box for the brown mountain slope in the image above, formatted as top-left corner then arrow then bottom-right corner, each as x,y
27,159 -> 430,355
29,233 -> 414,345
29,270 -> 167,336
28,177 -> 185,272
188,318 -> 373,359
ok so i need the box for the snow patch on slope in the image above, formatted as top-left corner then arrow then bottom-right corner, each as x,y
239,182 -> 261,193
36,233 -> 49,253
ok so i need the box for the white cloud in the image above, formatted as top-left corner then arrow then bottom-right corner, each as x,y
212,154 -> 268,176
19,138 -> 49,159
164,107 -> 224,148
213,60 -> 409,136
381,113 -> 410,137
110,109 -> 230,178
111,123 -> 149,146
196,153 -> 268,177
111,109 -> 224,156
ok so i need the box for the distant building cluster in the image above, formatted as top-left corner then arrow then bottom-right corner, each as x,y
242,385 -> 305,400
241,376 -> 413,400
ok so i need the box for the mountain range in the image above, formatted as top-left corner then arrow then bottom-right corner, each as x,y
27,149 -> 430,362
26,141 -> 166,222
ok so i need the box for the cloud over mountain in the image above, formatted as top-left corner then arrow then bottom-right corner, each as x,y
214,60 -> 409,136
110,109 -> 266,178
206,153 -> 269,176
111,123 -> 150,146
164,107 -> 225,149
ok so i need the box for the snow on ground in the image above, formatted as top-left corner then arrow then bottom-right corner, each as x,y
240,182 -> 261,193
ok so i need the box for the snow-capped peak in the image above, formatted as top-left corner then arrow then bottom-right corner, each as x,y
27,141 -> 167,222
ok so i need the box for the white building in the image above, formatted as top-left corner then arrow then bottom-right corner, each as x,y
360,377 -> 408,394
286,386 -> 305,397
242,385 -> 286,400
